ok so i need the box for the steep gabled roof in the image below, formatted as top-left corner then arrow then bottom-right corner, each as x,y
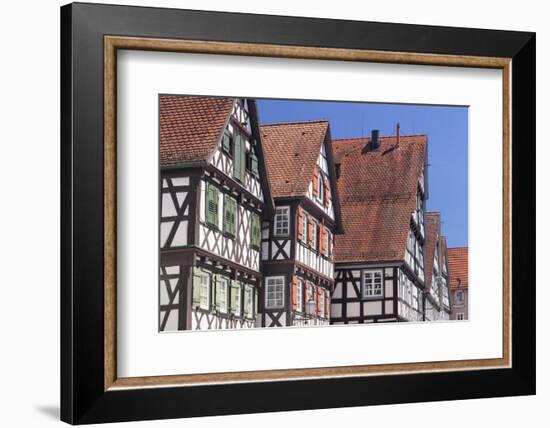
160,95 -> 234,166
424,212 -> 441,292
448,247 -> 468,289
333,135 -> 427,264
260,120 -> 330,198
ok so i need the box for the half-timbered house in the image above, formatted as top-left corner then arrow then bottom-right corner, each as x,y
159,95 -> 274,331
331,130 -> 428,323
448,246 -> 469,320
258,121 -> 343,327
423,212 -> 451,321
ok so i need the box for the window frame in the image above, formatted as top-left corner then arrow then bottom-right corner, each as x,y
310,218 -> 318,250
317,172 -> 324,203
295,278 -> 303,313
218,277 -> 229,314
274,206 -> 290,237
199,271 -> 211,310
265,276 -> 285,309
363,270 -> 384,299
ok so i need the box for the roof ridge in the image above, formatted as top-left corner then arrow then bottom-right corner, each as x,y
260,119 -> 329,127
334,133 -> 428,142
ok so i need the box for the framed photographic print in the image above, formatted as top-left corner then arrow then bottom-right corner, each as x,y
60,2 -> 535,424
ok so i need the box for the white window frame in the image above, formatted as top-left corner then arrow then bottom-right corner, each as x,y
295,278 -> 303,312
456,290 -> 464,304
363,270 -> 383,298
246,286 -> 255,318
301,211 -> 308,243
311,218 -> 318,250
320,288 -> 326,317
274,206 -> 290,236
218,277 -> 228,313
265,276 -> 285,308
234,283 -> 241,317
317,172 -> 324,203
199,272 -> 210,310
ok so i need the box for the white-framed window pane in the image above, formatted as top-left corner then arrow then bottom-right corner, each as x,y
318,173 -> 324,201
266,276 -> 285,308
302,213 -> 308,243
200,273 -> 210,310
296,279 -> 303,312
363,270 -> 383,298
219,278 -> 228,313
311,220 -> 317,249
274,206 -> 290,236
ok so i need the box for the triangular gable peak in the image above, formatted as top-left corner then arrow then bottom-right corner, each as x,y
306,139 -> 335,221
209,99 -> 272,205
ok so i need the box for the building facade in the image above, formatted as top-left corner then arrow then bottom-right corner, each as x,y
159,96 -> 274,331
330,131 -> 428,324
423,213 -> 451,321
258,121 -> 343,327
448,247 -> 469,320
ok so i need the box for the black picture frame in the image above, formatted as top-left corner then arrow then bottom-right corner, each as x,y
61,2 -> 535,424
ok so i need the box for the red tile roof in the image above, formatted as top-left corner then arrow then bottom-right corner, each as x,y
260,121 -> 330,198
448,247 -> 468,289
160,95 -> 234,166
333,135 -> 427,264
424,212 -> 441,292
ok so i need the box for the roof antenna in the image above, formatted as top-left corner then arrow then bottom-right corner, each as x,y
396,122 -> 400,147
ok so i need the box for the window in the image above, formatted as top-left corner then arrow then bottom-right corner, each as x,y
295,279 -> 303,312
457,313 -> 465,320
274,206 -> 290,236
324,230 -> 330,257
246,146 -> 259,176
199,272 -> 210,310
455,290 -> 464,304
230,281 -> 241,316
265,276 -> 285,308
250,212 -> 261,248
217,277 -> 228,313
311,219 -> 318,250
223,195 -> 237,237
363,270 -> 383,298
222,129 -> 232,154
320,288 -> 325,317
244,286 -> 255,318
317,173 -> 324,202
301,211 -> 308,243
206,183 -> 219,227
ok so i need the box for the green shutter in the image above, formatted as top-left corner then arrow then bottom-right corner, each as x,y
224,195 -> 236,237
206,183 -> 219,226
251,150 -> 259,176
212,274 -> 220,310
250,213 -> 260,248
233,133 -> 243,181
222,129 -> 231,152
192,267 -> 201,306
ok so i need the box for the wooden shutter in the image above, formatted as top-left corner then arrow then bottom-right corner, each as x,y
307,217 -> 313,246
297,207 -> 303,241
324,179 -> 331,208
206,184 -> 218,226
192,267 -> 201,306
291,276 -> 297,310
250,149 -> 259,176
251,213 -> 260,248
316,287 -> 321,316
312,167 -> 319,197
233,133 -> 243,181
320,224 -> 326,254
325,290 -> 330,318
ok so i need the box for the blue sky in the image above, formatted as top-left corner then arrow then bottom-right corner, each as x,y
256,99 -> 468,248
